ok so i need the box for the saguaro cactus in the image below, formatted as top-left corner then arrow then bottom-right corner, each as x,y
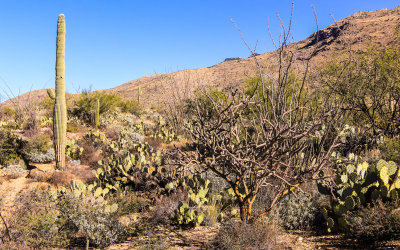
50,14 -> 67,170
138,86 -> 142,104
94,98 -> 100,129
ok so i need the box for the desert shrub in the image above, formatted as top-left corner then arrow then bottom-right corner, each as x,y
21,133 -> 54,163
0,128 -> 24,166
345,200 -> 400,242
1,164 -> 28,179
274,192 -> 320,230
25,133 -> 51,153
72,90 -> 121,124
336,125 -> 376,156
66,139 -> 83,160
46,171 -> 76,187
378,137 -> 400,164
149,190 -> 188,225
80,143 -> 101,168
111,192 -> 150,215
118,98 -> 142,116
2,106 -> 15,118
67,117 -> 85,133
320,45 -> 400,136
12,188 -> 71,248
214,220 -> 283,250
58,190 -> 127,248
25,148 -> 55,163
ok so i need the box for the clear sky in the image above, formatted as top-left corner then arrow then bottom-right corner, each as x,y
0,1 -> 398,100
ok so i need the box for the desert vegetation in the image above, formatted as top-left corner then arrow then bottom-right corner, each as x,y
0,7 -> 400,249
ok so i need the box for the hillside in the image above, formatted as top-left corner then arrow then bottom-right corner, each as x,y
3,6 -> 400,108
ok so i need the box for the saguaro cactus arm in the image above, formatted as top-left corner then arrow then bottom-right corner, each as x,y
47,88 -> 56,99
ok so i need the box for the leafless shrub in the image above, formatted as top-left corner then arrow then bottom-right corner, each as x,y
173,6 -> 344,222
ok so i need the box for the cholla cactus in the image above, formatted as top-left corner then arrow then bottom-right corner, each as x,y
49,14 -> 67,170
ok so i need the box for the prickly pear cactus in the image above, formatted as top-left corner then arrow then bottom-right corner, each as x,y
52,14 -> 67,170
318,158 -> 400,232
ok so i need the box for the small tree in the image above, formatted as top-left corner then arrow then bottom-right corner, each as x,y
179,42 -> 342,222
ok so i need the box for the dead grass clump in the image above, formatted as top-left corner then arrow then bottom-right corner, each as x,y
214,219 -> 285,250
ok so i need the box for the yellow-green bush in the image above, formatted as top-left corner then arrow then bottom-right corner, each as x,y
72,90 -> 121,124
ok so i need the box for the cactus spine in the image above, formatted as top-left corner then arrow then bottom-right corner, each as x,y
94,98 -> 100,129
53,14 -> 67,170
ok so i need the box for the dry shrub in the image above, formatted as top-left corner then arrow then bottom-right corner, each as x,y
80,143 -> 101,169
145,136 -> 163,150
149,190 -> 188,225
105,127 -> 120,141
214,219 -> 285,250
345,200 -> 400,243
0,241 -> 30,250
23,127 -> 40,138
66,165 -> 95,183
46,171 -> 75,187
27,168 -> 51,182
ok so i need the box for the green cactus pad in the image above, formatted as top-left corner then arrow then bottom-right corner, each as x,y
344,196 -> 356,210
326,217 -> 335,228
341,174 -> 348,183
371,189 -> 380,200
388,161 -> 398,176
346,164 -> 355,174
390,189 -> 399,200
322,208 -> 329,220
380,165 -> 389,185
377,159 -> 387,171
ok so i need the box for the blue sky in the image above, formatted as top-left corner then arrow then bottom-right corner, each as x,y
0,1 -> 398,100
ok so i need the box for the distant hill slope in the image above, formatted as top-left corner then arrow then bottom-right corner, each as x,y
111,6 -> 400,107
3,6 -> 400,109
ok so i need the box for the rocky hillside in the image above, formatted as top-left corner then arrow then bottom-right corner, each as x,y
110,6 -> 400,107
3,6 -> 400,108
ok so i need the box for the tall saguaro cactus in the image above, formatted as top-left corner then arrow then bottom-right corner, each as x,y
49,14 -> 67,170
94,98 -> 100,129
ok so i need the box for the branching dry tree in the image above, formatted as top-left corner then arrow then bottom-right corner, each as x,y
176,6 -> 344,222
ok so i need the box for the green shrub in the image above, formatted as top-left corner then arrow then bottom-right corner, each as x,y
25,133 -> 51,153
319,45 -> 400,136
0,128 -> 24,166
72,90 -> 121,124
379,137 -> 400,164
118,98 -> 142,116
